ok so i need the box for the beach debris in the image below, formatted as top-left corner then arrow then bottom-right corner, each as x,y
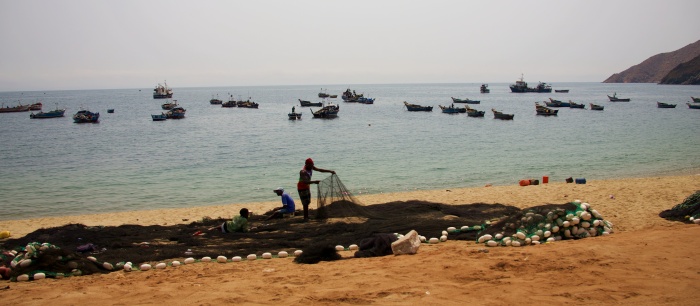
390,230 -> 421,255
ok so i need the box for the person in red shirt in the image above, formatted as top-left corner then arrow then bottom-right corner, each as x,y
297,158 -> 335,220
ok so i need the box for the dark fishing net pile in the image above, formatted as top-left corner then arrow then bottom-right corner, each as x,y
0,175 -> 615,279
659,190 -> 700,223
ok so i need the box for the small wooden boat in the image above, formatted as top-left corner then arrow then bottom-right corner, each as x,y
237,100 -> 259,108
318,89 -> 330,98
535,102 -> 558,116
73,109 -> 99,123
151,113 -> 167,121
288,112 -> 302,120
161,100 -> 179,110
691,96 -> 700,103
465,105 -> 485,117
299,99 -> 323,107
607,93 -> 630,102
311,103 -> 339,118
403,101 -> 433,112
590,103 -> 604,111
29,102 -> 43,110
107,109 -> 115,113
451,97 -> 480,104
357,97 -> 375,104
554,89 -> 569,93
439,105 -> 466,114
165,107 -> 186,119
210,95 -> 223,105
329,95 -> 338,98
0,103 -> 30,113
687,103 -> 700,109
480,84 -> 490,93
568,101 -> 585,109
492,109 -> 514,120
545,98 -> 570,107
30,108 -> 66,119
657,102 -> 677,108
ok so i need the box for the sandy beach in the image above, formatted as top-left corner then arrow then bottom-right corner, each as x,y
1,174 -> 700,305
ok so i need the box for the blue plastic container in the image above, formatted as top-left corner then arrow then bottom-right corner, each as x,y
575,178 -> 586,184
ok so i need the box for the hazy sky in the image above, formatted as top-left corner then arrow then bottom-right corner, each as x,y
1,0 -> 699,91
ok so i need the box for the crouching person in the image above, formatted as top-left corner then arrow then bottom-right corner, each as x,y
209,208 -> 251,233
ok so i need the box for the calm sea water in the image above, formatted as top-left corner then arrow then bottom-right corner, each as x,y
1,82 -> 699,220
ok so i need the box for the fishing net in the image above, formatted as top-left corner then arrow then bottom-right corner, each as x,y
4,242 -> 112,281
472,200 -> 614,247
315,174 -> 383,219
659,190 -> 700,223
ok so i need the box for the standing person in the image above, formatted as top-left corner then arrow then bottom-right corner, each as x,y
297,158 -> 335,220
267,187 -> 296,220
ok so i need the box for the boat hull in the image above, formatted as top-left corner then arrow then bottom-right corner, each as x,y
687,103 -> 700,109
30,109 -> 65,119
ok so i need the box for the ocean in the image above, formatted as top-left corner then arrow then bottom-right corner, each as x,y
1,82 -> 699,220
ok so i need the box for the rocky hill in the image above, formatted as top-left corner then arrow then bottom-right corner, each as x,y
603,40 -> 700,83
658,54 -> 700,85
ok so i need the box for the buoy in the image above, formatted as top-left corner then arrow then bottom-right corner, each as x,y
546,237 -> 555,243
232,256 -> 242,262
486,240 -> 498,247
512,241 -> 521,247
531,235 -> 540,241
441,230 -> 448,236
123,264 -> 132,272
140,264 -> 152,271
294,250 -> 303,256
447,227 -> 457,233
694,219 -> 700,225
515,232 -> 526,240
172,261 -> 181,267
419,236 -> 427,242
87,256 -> 97,262
201,256 -> 212,262
348,244 -> 358,251
155,263 -> 167,269
217,256 -> 227,263
0,230 -> 10,239
103,262 -> 114,270
16,274 -> 30,281
428,237 -> 439,244
544,231 -> 551,238
184,258 -> 195,264
440,235 -> 447,242
494,233 -> 503,240
335,245 -> 344,251
33,272 -> 46,280
460,226 -> 470,231
531,241 -> 541,245
472,225 -> 481,230
563,221 -> 571,228
247,254 -> 257,260
519,179 -> 530,186
278,251 -> 288,258
19,259 -> 32,268
262,252 -> 272,259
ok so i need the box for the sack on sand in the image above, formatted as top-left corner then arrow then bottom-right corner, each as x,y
391,230 -> 421,255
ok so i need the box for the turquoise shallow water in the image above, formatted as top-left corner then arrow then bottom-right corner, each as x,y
1,82 -> 699,220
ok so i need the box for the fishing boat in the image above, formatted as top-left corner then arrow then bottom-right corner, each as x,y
568,101 -> 585,109
544,98 -> 570,107
356,97 -> 375,104
210,95 -> 223,105
480,84 -> 490,93
29,102 -> 43,110
451,97 -> 480,104
237,100 -> 259,108
465,105 -> 485,117
492,109 -> 514,120
341,88 -> 364,102
311,103 -> 339,118
73,109 -> 99,123
554,89 -> 569,93
509,74 -> 552,93
161,100 -> 179,110
0,103 -> 30,113
30,107 -> 66,119
687,103 -> 700,109
691,97 -> 700,102
657,102 -> 677,108
590,103 -> 604,111
607,93 -> 630,102
151,113 -> 168,121
535,102 -> 558,116
153,81 -> 173,99
403,101 -> 433,112
222,95 -> 237,107
439,105 -> 466,114
318,89 -> 330,98
299,99 -> 323,107
107,109 -> 115,113
165,107 -> 186,119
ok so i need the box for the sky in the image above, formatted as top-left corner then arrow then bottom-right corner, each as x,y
1,0 -> 699,91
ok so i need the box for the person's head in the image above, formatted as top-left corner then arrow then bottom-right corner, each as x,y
273,187 -> 284,196
239,208 -> 249,218
305,158 -> 314,170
